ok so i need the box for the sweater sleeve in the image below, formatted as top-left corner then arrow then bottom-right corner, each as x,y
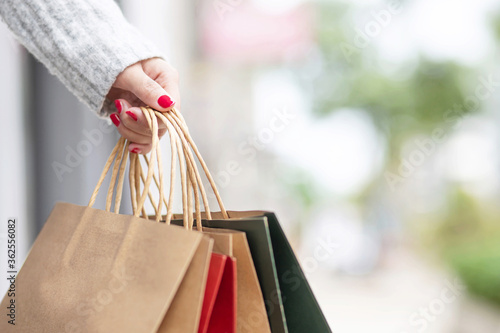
0,0 -> 164,117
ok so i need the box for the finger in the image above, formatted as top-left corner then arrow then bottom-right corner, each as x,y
118,64 -> 176,112
118,104 -> 167,136
113,98 -> 132,114
142,59 -> 181,110
110,112 -> 152,145
129,142 -> 153,155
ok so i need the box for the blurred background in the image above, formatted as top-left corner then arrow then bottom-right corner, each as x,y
2,0 -> 500,331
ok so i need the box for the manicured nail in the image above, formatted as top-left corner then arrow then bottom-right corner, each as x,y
110,113 -> 120,127
158,95 -> 175,108
114,100 -> 122,113
126,111 -> 138,121
131,148 -> 141,154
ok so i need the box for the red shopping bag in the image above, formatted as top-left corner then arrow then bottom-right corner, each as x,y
199,253 -> 237,333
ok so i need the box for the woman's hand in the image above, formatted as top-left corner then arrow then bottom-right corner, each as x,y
106,57 -> 180,154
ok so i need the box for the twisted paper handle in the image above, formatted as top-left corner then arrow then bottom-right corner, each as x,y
133,107 -> 229,229
88,107 -> 228,229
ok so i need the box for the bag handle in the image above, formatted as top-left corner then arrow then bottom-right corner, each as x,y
129,107 -> 165,221
166,109 -> 227,220
156,109 -> 205,229
129,107 -> 185,223
87,106 -> 228,229
87,108 -> 161,219
132,107 -> 229,228
87,137 -> 130,212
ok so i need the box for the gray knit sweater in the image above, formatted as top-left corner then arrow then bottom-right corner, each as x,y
0,0 -> 163,117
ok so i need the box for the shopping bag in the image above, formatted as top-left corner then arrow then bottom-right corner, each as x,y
198,253 -> 237,333
200,212 -> 332,333
137,107 -> 331,333
1,202 -> 212,333
197,228 -> 271,333
135,108 -> 270,332
0,127 -> 213,332
169,219 -> 270,333
123,108 -> 236,333
124,114 -> 217,333
157,235 -> 213,333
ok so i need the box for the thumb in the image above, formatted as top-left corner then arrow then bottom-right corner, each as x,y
118,65 -> 176,111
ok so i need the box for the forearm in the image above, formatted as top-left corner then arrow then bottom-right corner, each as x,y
0,0 -> 163,116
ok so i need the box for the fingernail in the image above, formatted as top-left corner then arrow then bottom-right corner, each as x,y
126,111 -> 138,121
114,100 -> 122,113
158,95 -> 175,108
131,148 -> 141,154
110,113 -> 120,127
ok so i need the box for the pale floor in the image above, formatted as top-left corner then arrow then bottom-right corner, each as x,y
306,245 -> 500,333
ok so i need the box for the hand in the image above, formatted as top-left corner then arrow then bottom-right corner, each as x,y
106,57 -> 180,154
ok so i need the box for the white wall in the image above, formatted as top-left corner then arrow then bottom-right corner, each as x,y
0,23 -> 31,296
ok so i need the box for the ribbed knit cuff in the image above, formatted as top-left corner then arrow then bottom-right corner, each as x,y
0,0 -> 165,117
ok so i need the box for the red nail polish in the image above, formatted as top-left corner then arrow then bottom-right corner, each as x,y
110,113 -> 120,127
158,95 -> 175,108
114,100 -> 122,113
126,111 -> 138,121
131,148 -> 141,154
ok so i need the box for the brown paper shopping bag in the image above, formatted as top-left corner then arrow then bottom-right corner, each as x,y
200,229 -> 271,333
140,107 -> 330,333
167,221 -> 271,333
0,120 -> 213,332
157,235 -> 213,333
118,110 -> 217,333
135,108 -> 270,333
124,107 -> 226,333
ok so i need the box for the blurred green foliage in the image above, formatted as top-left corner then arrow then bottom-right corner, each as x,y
433,188 -> 500,306
447,240 -> 500,306
303,0 -> 500,304
309,2 -> 476,157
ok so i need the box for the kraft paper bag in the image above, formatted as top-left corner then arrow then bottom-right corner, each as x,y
176,215 -> 285,333
201,228 -> 271,333
0,202 -> 207,333
169,221 -> 271,333
0,112 -> 214,332
157,235 -> 213,333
